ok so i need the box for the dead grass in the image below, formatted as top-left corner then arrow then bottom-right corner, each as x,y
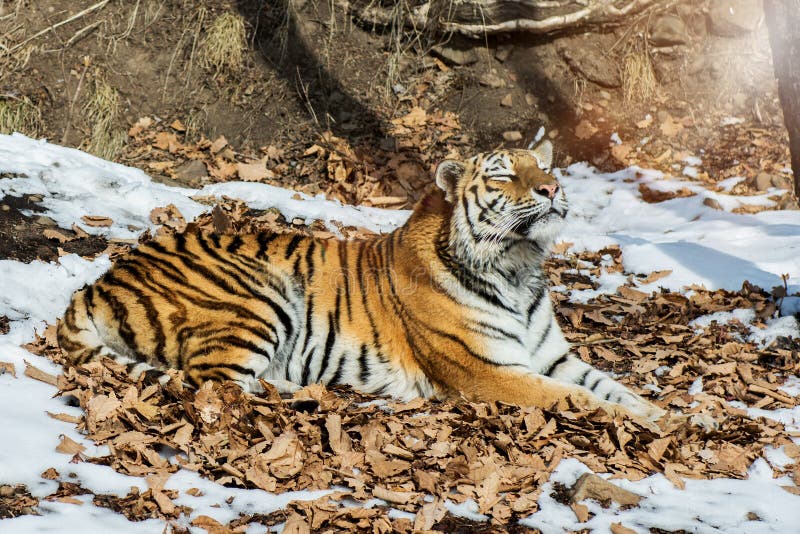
256,0 -> 292,63
83,76 -> 125,159
623,49 -> 657,103
0,28 -> 35,72
0,96 -> 42,137
184,108 -> 207,142
198,12 -> 246,78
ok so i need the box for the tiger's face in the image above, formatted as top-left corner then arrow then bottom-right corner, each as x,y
435,142 -> 567,251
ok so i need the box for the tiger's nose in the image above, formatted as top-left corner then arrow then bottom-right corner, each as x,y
536,183 -> 559,199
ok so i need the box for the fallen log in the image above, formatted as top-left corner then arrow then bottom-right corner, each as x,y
342,0 -> 672,37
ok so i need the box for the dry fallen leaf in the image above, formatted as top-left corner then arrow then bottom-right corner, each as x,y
641,270 -> 673,284
610,523 -> 638,534
571,502 -> 590,522
611,143 -> 633,162
575,120 -> 599,140
128,116 -> 154,137
24,361 -> 58,386
237,158 -> 275,182
391,107 -> 427,128
43,229 -> 73,243
56,435 -> 86,455
80,215 -> 113,228
570,474 -> 642,507
0,361 -> 16,378
660,114 -> 684,137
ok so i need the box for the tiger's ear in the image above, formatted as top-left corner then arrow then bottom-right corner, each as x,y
531,140 -> 553,171
435,160 -> 464,203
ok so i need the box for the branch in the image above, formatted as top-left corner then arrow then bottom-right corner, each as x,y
5,0 -> 110,54
343,0 -> 669,37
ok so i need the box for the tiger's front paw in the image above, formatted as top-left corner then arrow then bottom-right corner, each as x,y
617,391 -> 666,422
689,413 -> 718,431
660,412 -> 718,433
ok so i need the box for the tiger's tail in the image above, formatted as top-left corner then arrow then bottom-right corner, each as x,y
58,287 -> 111,366
57,286 -> 161,382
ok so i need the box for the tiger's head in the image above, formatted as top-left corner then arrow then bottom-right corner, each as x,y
434,142 -> 566,267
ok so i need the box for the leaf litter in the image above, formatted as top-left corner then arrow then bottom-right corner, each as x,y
6,131 -> 797,529
17,232 -> 797,531
10,101 -> 800,530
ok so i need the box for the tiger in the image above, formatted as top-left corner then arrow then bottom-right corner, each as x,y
57,142 -> 682,427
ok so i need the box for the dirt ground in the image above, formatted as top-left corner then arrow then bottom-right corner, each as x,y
0,0 -> 795,263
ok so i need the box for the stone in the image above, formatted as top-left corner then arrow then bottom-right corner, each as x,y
687,56 -> 707,75
755,171 -> 774,191
479,70 -> 506,89
34,216 -> 57,227
708,0 -> 762,37
650,15 -> 690,46
772,175 -> 793,190
561,47 -> 621,88
502,130 -> 523,142
500,94 -> 513,107
495,45 -> 513,62
570,474 -> 642,507
430,43 -> 479,66
752,172 -> 793,191
174,159 -> 208,184
779,194 -> 799,210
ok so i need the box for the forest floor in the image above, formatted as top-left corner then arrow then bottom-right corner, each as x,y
1,0 -> 799,532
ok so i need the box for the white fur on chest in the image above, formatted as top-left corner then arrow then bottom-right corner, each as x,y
472,288 -> 569,370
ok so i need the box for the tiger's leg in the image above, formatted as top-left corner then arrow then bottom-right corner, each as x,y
452,364 -> 655,424
182,346 -> 269,393
262,379 -> 302,395
541,353 -> 717,429
541,354 -> 666,421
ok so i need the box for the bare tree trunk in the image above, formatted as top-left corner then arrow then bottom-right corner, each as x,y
764,0 -> 800,198
344,0 -> 670,37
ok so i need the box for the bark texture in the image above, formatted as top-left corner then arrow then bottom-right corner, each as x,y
345,0 -> 670,37
764,0 -> 800,197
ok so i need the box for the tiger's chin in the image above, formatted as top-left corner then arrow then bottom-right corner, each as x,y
524,211 -> 566,245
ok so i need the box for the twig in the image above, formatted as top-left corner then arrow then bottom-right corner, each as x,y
748,384 -> 795,405
65,20 -> 102,49
61,62 -> 90,146
6,0 -> 110,54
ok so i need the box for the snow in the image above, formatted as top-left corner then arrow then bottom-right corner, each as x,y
682,165 -> 699,178
2,497 -> 166,534
0,135 -> 205,240
688,377 -> 704,396
0,255 -> 111,341
683,155 -> 702,166
201,181 -> 409,234
722,117 -> 746,126
0,133 -> 409,239
522,458 -> 800,534
444,499 -> 489,522
558,163 -> 800,295
690,308 -> 756,330
0,133 -> 799,531
689,309 -> 799,347
717,176 -> 746,191
528,126 -> 546,148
